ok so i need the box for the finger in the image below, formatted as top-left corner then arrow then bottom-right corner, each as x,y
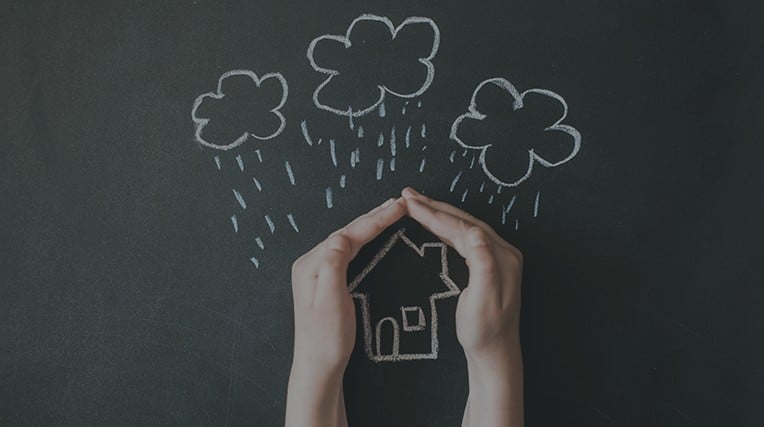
332,197 -> 407,258
402,187 -> 512,250
314,234 -> 352,307
405,197 -> 500,289
294,198 -> 405,284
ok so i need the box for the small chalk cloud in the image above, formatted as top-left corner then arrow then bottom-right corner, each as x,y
450,78 -> 581,187
192,69 -> 288,151
307,14 -> 440,117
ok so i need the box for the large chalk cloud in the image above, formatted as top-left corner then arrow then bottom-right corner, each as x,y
307,14 -> 440,117
450,78 -> 581,187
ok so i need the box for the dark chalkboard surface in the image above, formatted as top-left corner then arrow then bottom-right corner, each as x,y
3,1 -> 763,426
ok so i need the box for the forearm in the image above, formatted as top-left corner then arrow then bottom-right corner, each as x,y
285,364 -> 347,427
462,340 -> 524,427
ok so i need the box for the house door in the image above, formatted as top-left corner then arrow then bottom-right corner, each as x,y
375,317 -> 400,359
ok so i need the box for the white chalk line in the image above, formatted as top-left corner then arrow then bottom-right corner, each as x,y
348,229 -> 460,362
329,139 -> 338,167
285,161 -> 296,185
232,189 -> 247,210
192,69 -> 288,150
287,213 -> 299,233
449,77 -> 581,187
325,187 -> 333,208
450,170 -> 463,192
306,15 -> 440,118
264,215 -> 275,234
231,215 -> 238,233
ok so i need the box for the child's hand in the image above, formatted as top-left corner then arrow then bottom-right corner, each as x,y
286,197 -> 406,427
402,187 -> 524,427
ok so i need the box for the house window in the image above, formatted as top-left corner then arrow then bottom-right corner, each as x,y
401,306 -> 426,331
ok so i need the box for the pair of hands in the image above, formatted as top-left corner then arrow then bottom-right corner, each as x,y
286,187 -> 524,427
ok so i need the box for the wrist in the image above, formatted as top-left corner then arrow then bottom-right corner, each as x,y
463,336 -> 524,427
286,361 -> 345,427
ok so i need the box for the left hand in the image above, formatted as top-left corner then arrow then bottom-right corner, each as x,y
286,197 -> 406,427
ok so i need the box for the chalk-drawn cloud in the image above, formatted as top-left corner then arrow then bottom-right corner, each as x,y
306,14 -> 440,117
192,69 -> 288,151
450,78 -> 581,187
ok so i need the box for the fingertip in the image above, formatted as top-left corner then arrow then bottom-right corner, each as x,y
401,187 -> 418,199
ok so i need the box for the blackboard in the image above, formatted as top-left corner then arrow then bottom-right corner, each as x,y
3,1 -> 763,426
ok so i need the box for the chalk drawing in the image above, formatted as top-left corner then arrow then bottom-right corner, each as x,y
461,188 -> 469,203
285,161 -> 296,185
255,237 -> 264,250
533,191 -> 540,217
340,175 -> 346,188
300,120 -> 314,146
358,126 -> 364,138
287,213 -> 299,232
376,158 -> 384,180
231,215 -> 238,233
515,219 -> 519,231
449,150 -> 455,163
419,158 -> 426,172
252,177 -> 262,192
192,69 -> 288,150
213,156 -> 221,170
232,189 -> 247,210
326,187 -> 334,208
401,306 -> 426,331
479,182 -> 485,192
250,257 -> 260,269
307,15 -> 440,117
420,123 -> 426,138
389,158 -> 396,172
235,154 -> 244,171
501,195 -> 518,225
329,139 -> 338,167
264,215 -> 275,234
379,102 -> 386,118
255,149 -> 262,162
348,229 -> 460,362
450,170 -> 463,192
377,133 -> 384,147
390,127 -> 397,156
450,77 -> 581,187
405,126 -> 412,148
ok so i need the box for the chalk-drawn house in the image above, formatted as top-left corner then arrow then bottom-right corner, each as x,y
349,229 -> 460,362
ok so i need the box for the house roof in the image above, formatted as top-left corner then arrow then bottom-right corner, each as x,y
348,228 -> 460,297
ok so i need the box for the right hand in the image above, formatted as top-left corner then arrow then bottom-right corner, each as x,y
401,187 -> 524,363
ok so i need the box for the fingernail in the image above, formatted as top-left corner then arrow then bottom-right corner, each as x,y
382,198 -> 395,208
402,187 -> 420,198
